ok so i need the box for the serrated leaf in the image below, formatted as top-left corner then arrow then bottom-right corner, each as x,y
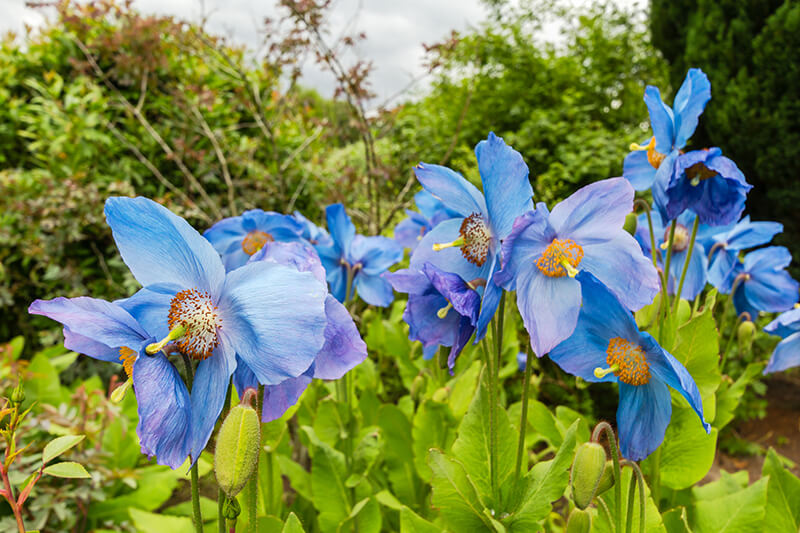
428,449 -> 492,531
762,448 -> 800,533
42,435 -> 85,464
399,507 -> 441,533
43,461 -> 90,478
692,477 -> 767,533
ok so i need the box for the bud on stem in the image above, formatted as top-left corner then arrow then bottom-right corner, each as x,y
570,442 -> 607,509
215,399 -> 261,498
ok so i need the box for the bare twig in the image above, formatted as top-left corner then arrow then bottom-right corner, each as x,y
187,100 -> 236,214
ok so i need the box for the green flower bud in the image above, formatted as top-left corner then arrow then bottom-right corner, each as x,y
10,382 -> 25,405
570,442 -> 607,509
410,374 -> 426,402
737,320 -> 756,353
594,460 -> 615,496
623,212 -> 638,236
566,508 -> 592,533
214,401 -> 261,498
223,497 -> 241,520
431,386 -> 449,403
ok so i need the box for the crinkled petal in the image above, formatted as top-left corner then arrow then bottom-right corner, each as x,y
742,270 -> 799,314
104,197 -> 225,294
313,296 -> 367,380
250,241 -> 327,284
764,332 -> 800,374
414,163 -> 486,218
232,355 -> 258,397
384,268 -> 430,296
218,261 -> 327,385
133,352 -> 192,469
672,68 -> 711,148
744,246 -> 793,273
422,262 -> 480,324
351,235 -> 403,275
644,85 -> 675,153
623,149 -> 657,191
475,132 -> 532,238
725,220 -> 783,251
617,380 -> 672,461
326,203 -> 356,256
495,210 -> 552,290
262,374 -> 313,423
190,346 -> 235,458
448,315 -> 475,372
549,178 -> 635,244
405,292 -> 459,348
515,267 -> 581,356
764,307 -> 800,338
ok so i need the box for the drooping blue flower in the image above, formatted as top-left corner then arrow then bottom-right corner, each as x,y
385,262 -> 481,371
495,178 -> 660,356
549,272 -> 710,461
203,209 -> 305,271
623,69 -> 711,211
409,132 -> 533,339
48,196 -> 328,463
394,190 -> 459,251
29,297 -> 192,469
763,305 -> 800,374
634,208 -> 709,301
316,203 -> 403,306
723,246 -> 799,319
293,210 -> 333,248
664,148 -> 752,226
707,216 -> 783,291
231,241 -> 367,421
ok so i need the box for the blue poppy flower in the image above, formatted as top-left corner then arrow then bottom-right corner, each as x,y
231,241 -> 367,421
52,196 -> 327,462
664,148 -> 752,226
409,132 -> 533,340
495,178 -> 660,356
386,262 -> 481,371
549,272 -> 710,461
623,69 -> 711,207
29,297 -> 193,469
724,246 -> 799,319
634,208 -> 708,301
203,209 -> 305,271
763,305 -> 800,374
394,190 -> 459,251
293,210 -> 333,248
316,203 -> 403,306
707,216 -> 783,291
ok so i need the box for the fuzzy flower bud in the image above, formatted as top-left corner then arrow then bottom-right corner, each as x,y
566,508 -> 592,533
570,442 -> 607,509
10,382 -> 25,405
594,460 -> 616,497
214,391 -> 261,498
737,320 -> 756,353
623,212 -> 638,236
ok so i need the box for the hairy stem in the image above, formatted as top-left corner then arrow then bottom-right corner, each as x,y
673,217 -> 699,313
515,347 -> 534,481
592,422 -> 622,533
180,353 -> 203,533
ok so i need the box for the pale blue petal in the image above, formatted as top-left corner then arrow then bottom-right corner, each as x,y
617,380 -> 672,461
262,374 -> 313,423
644,86 -> 675,153
326,203 -> 356,255
548,178 -> 635,244
313,296 -> 367,380
410,218 -> 484,285
672,68 -> 711,148
414,163 -> 486,218
355,272 -> 395,307
623,150 -> 657,191
190,346 -> 235,458
764,332 -> 800,374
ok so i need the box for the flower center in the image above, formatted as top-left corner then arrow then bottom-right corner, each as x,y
431,213 -> 492,266
631,137 -> 666,169
536,238 -> 583,277
605,337 -> 650,386
241,230 -> 273,256
118,346 -> 136,378
663,223 -> 690,252
685,160 -> 717,186
168,288 -> 222,361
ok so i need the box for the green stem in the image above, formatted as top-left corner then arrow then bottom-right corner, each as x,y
625,468 -> 636,533
492,293 -> 505,495
218,381 -> 233,533
480,336 -> 497,497
344,264 -> 355,305
721,313 -> 746,371
673,217 -> 699,313
657,221 -> 677,344
651,447 -> 662,511
180,353 -> 203,533
635,199 -> 659,269
719,277 -> 747,372
622,460 -> 646,533
515,347 -> 534,481
592,422 -> 621,533
247,385 -> 264,533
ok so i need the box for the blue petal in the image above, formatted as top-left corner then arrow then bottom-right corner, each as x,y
764,332 -> 800,374
744,246 -> 792,273
617,380 -> 672,461
708,249 -> 739,293
549,178 -> 635,244
29,297 -> 148,359
667,243 -> 708,301
104,197 -> 225,294
495,210 -> 552,290
764,307 -> 800,338
405,292 -> 460,349
394,211 -> 430,250
448,315 -> 475,372
249,241 -> 327,284
414,163 -> 486,218
639,332 -> 710,433
723,220 -> 782,251
643,86 -> 675,153
672,68 -> 711,148
119,284 -> 177,341
262,374 -> 313,422
422,263 -> 480,324
652,151 -> 678,222
384,268 -> 430,296
133,353 -> 192,469
313,296 -> 367,380
218,261 -> 327,385
351,235 -> 403,275
190,345 -> 235,457
414,189 -> 444,220
623,150 -> 657,191
232,355 -> 258,397
355,272 -> 395,307
514,266 -> 581,357
62,329 -> 120,362
742,270 -> 799,313
326,203 -> 356,256
475,132 -> 532,238
475,253 -> 502,341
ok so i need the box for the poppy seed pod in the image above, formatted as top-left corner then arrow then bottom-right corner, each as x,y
215,398 -> 261,498
570,442 -> 607,509
737,319 -> 756,353
566,508 -> 592,533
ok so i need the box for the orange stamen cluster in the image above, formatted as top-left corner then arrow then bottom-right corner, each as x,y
536,238 -> 584,277
168,288 -> 222,361
241,230 -> 273,256
606,337 -> 651,386
118,346 -> 137,378
459,213 -> 491,266
645,137 -> 667,169
665,224 -> 690,252
685,161 -> 717,183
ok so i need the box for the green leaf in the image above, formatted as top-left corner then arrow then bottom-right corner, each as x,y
662,506 -> 691,533
399,507 -> 441,533
374,489 -> 404,511
336,497 -> 382,533
593,466 -> 666,533
277,455 -> 312,501
43,461 -> 90,478
7,336 -> 24,361
762,448 -> 800,533
448,360 -> 481,418
503,420 -> 578,531
412,399 -> 456,482
692,477 -> 768,533
304,426 -> 351,532
129,508 -> 193,533
42,434 -> 85,464
714,362 -> 764,430
282,512 -> 307,533
25,351 -> 65,406
89,465 -> 180,521
642,404 -> 718,490
692,469 -> 748,500
377,404 -> 419,504
162,496 -> 217,519
428,449 -> 492,531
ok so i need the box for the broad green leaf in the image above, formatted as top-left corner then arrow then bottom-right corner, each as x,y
336,497 -> 382,533
277,455 -> 312,501
314,398 -> 345,447
448,360 -> 481,418
282,512 -> 307,533
413,399 -> 456,482
42,434 -> 84,463
43,461 -> 90,478
25,351 -> 65,406
7,336 -> 24,360
377,404 -> 419,504
129,508 -> 194,533
662,506 -> 691,533
714,362 -> 764,430
643,404 -> 718,490
762,448 -> 800,533
692,477 -> 768,533
692,469 -> 748,501
503,420 -> 578,531
428,449 -> 492,531
89,465 -> 180,521
49,350 -> 78,371
162,496 -> 217,519
374,489 -> 404,511
304,426 -> 351,532
593,466 -> 666,533
399,507 -> 441,533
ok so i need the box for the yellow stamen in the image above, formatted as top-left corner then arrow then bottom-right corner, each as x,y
145,324 -> 187,355
560,258 -> 580,278
433,237 -> 464,252
437,302 -> 453,319
594,364 -> 620,379
118,346 -> 137,378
